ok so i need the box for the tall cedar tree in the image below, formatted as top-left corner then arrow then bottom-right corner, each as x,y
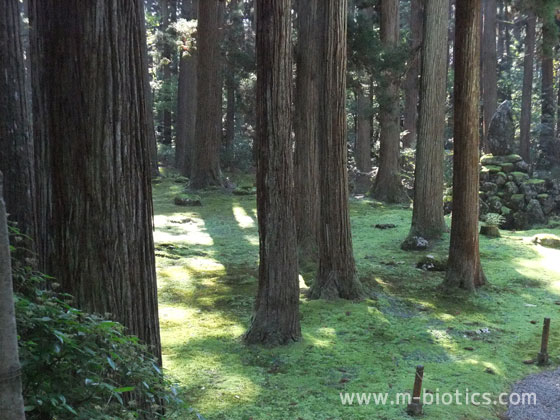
224,0 -> 241,169
294,0 -> 321,259
176,0 -> 199,175
29,0 -> 162,360
481,0 -> 498,151
539,10 -> 558,168
355,83 -> 373,175
0,174 -> 26,420
311,0 -> 364,300
159,0 -> 176,145
520,10 -> 536,162
371,0 -> 407,203
402,0 -> 423,148
244,0 -> 301,346
405,0 -> 448,242
444,0 -> 487,290
0,0 -> 35,239
191,0 -> 223,188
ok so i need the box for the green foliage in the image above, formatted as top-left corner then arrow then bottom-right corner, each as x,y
484,212 -> 506,227
9,227 -> 183,419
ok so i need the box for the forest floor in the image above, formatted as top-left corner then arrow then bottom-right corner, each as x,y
152,173 -> 560,420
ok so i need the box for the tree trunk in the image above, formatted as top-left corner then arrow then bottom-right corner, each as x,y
402,0 -> 423,148
0,0 -> 35,239
405,0 -> 448,242
224,0 -> 240,170
159,0 -> 175,145
356,83 -> 373,174
311,0 -> 363,300
245,0 -> 301,346
176,0 -> 198,175
538,16 -> 558,168
294,0 -> 320,260
371,0 -> 407,203
29,0 -> 162,360
191,0 -> 223,189
0,174 -> 26,420
481,0 -> 497,151
520,10 -> 536,163
444,0 -> 486,291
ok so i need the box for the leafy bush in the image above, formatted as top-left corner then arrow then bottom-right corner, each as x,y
10,226 -> 183,419
484,213 -> 505,227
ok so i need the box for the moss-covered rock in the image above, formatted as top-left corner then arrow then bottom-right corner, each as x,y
511,172 -> 530,183
501,162 -> 514,173
508,194 -> 526,211
532,233 -> 560,249
482,165 -> 502,174
174,193 -> 202,206
233,186 -> 257,196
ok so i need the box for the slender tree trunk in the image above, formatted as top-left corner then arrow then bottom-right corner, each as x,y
311,0 -> 363,300
224,0 -> 240,170
371,0 -> 407,203
245,0 -> 301,346
402,0 -> 423,148
539,17 -> 558,168
444,0 -> 486,291
29,0 -> 162,360
0,174 -> 26,420
355,83 -> 373,174
0,0 -> 35,239
159,0 -> 175,145
294,0 -> 320,260
405,0 -> 448,243
481,0 -> 497,151
191,0 -> 223,189
176,0 -> 198,175
520,10 -> 536,163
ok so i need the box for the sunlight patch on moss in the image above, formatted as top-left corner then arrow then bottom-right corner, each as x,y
232,204 -> 256,229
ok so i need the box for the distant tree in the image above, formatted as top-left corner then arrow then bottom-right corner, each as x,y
444,0 -> 487,290
482,0 -> 498,150
311,0 -> 364,300
29,0 -> 162,359
245,0 -> 301,346
371,0 -> 407,203
402,0 -> 423,148
404,0 -> 448,244
0,0 -> 35,239
294,0 -> 320,260
159,0 -> 177,145
520,9 -> 536,162
176,0 -> 199,175
0,173 -> 26,420
355,82 -> 373,174
191,0 -> 223,188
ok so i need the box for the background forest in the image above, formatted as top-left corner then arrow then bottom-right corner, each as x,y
2,0 -> 560,420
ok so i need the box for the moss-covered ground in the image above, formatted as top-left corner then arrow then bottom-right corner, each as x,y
153,175 -> 560,420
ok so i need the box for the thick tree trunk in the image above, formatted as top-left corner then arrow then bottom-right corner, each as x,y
539,18 -> 558,168
371,0 -> 407,203
481,0 -> 497,151
444,0 -> 486,291
245,0 -> 301,346
520,11 -> 536,163
0,0 -> 35,239
294,0 -> 320,259
191,0 -> 223,189
405,0 -> 448,242
311,0 -> 363,300
176,0 -> 198,175
402,0 -> 423,148
223,0 -> 240,170
29,0 -> 162,360
0,174 -> 26,420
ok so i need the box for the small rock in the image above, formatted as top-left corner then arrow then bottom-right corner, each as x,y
401,236 -> 429,251
532,234 -> 560,249
485,367 -> 496,375
375,223 -> 397,229
174,194 -> 202,207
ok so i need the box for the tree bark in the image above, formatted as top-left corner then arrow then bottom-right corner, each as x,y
406,0 -> 448,242
481,0 -> 497,151
176,0 -> 198,175
520,10 -> 536,163
311,0 -> 363,300
0,173 -> 26,420
224,0 -> 241,170
371,0 -> 407,203
0,0 -> 35,239
355,83 -> 373,174
444,0 -> 486,291
29,0 -> 162,360
191,0 -> 223,189
159,0 -> 175,145
245,0 -> 301,346
402,0 -> 423,148
294,0 -> 321,260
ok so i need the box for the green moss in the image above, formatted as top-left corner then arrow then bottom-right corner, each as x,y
511,172 -> 530,183
525,178 -> 545,185
153,177 -> 560,420
501,163 -> 514,172
537,194 -> 549,200
482,165 -> 502,174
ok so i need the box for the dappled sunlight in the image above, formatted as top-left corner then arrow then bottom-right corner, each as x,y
513,240 -> 560,292
183,256 -> 226,276
232,204 -> 256,229
153,214 -> 215,245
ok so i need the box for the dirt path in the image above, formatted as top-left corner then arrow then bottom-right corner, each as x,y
506,368 -> 560,420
